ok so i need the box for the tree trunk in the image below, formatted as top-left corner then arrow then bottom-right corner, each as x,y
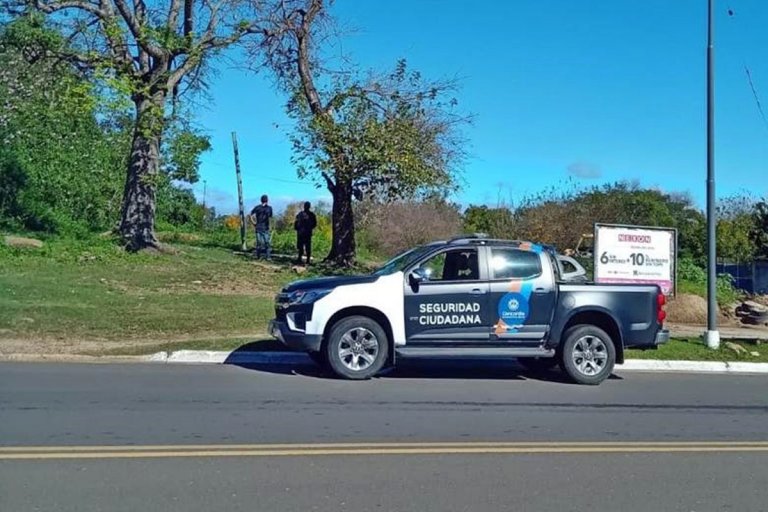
119,95 -> 164,251
326,178 -> 356,266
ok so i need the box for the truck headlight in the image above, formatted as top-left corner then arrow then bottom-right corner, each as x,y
287,289 -> 332,305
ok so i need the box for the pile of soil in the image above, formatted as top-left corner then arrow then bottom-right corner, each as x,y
666,293 -> 731,325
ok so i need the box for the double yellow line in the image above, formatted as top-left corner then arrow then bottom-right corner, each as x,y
3,441 -> 768,460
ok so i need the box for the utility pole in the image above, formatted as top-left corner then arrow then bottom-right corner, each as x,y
231,132 -> 247,252
705,0 -> 720,349
201,179 -> 207,230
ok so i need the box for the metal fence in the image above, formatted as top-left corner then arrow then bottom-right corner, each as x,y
716,260 -> 768,294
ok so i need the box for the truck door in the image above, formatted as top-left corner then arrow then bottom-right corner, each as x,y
487,246 -> 556,342
404,247 -> 492,342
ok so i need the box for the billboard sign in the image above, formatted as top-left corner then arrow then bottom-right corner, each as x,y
594,224 -> 677,296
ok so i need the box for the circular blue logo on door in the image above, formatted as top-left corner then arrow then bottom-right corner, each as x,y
498,292 -> 529,323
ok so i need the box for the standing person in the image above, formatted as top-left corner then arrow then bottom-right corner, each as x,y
249,195 -> 273,260
294,201 -> 317,265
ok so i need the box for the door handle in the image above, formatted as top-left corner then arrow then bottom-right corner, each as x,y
469,288 -> 486,295
533,287 -> 548,294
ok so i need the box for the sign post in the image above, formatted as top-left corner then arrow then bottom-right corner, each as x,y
593,224 -> 678,296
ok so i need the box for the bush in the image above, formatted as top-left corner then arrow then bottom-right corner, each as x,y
357,199 -> 462,258
677,257 -> 742,306
678,257 -> 707,285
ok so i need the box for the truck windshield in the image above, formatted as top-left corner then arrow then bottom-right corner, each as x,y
372,245 -> 435,276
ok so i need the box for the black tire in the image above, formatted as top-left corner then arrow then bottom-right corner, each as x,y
326,316 -> 389,380
518,357 -> 559,372
559,325 -> 616,385
307,350 -> 328,368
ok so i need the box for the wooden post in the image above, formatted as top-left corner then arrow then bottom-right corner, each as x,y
201,179 -> 207,230
231,132 -> 247,251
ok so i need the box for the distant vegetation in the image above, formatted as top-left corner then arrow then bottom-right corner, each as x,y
1,4 -> 767,280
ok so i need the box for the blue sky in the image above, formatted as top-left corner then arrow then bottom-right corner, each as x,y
192,0 -> 768,214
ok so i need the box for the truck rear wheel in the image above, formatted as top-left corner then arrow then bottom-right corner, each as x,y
559,325 -> 615,385
326,316 -> 389,380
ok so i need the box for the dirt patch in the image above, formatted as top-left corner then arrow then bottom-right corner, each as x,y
4,236 -> 44,249
0,331 -> 266,357
174,279 -> 279,297
666,293 -> 733,325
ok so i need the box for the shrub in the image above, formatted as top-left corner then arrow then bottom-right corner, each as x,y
357,199 -> 462,258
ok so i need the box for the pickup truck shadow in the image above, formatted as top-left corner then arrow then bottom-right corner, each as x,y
225,351 -> 623,384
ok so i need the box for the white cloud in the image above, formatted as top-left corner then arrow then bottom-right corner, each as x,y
567,161 -> 602,179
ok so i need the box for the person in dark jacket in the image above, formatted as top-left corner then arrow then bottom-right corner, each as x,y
250,195 -> 273,260
294,201 -> 317,265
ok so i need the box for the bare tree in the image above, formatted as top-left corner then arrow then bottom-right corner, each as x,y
15,0 -> 268,250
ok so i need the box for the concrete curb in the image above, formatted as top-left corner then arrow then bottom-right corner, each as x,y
146,350 -> 768,374
620,359 -> 768,374
145,350 -> 311,365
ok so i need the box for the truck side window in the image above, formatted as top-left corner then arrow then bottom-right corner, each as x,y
419,249 -> 479,281
490,248 -> 542,280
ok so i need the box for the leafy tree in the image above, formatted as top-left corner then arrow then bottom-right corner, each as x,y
506,181 -> 708,261
11,1 -> 268,250
716,193 -> 758,262
256,0 -> 467,265
750,201 -> 768,260
0,17 -> 130,232
0,151 -> 27,225
463,205 -> 515,238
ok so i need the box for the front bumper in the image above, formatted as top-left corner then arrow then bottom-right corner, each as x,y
269,319 -> 322,352
655,329 -> 670,345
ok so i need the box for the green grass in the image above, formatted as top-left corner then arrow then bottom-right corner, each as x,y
2,234 -> 766,362
627,338 -> 768,362
0,238 -> 298,352
678,276 -> 743,307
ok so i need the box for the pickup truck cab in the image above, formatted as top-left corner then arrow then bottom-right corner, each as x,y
269,236 -> 669,385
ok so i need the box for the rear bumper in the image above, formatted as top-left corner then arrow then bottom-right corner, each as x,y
269,319 -> 322,352
655,329 -> 670,345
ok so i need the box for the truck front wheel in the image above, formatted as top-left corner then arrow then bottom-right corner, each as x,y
326,316 -> 389,380
559,325 -> 616,385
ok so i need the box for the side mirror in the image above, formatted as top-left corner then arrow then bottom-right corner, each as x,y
408,268 -> 428,289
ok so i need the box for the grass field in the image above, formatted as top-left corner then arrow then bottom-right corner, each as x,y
1,236 -> 765,361
626,338 -> 767,362
0,238 -> 299,355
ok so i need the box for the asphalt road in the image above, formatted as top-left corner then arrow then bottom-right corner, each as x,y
2,360 -> 768,511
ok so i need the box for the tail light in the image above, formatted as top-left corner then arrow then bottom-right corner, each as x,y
657,293 -> 667,324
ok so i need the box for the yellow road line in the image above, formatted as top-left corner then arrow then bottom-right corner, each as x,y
3,442 -> 768,460
4,441 -> 768,452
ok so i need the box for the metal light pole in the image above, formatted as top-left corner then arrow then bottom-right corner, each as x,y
705,0 -> 720,349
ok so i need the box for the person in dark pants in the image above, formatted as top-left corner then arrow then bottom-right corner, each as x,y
294,201 -> 317,265
249,195 -> 273,260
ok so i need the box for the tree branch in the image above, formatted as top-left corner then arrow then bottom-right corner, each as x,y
295,0 -> 325,116
34,0 -> 105,17
112,0 -> 165,59
183,0 -> 193,36
167,0 -> 183,32
321,172 -> 337,193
